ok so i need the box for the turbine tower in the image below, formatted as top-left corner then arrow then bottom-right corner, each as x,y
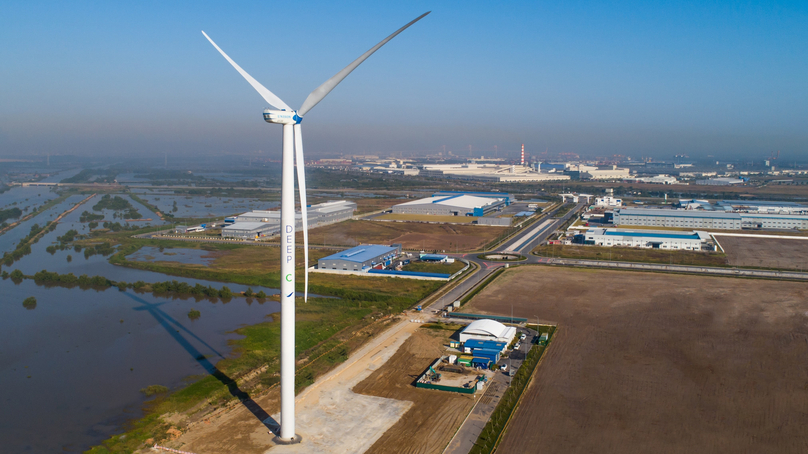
201,12 -> 430,443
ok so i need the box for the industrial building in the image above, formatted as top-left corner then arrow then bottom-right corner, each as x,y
716,200 -> 808,215
432,191 -> 515,204
317,244 -> 401,271
583,228 -> 713,250
222,200 -> 356,239
420,163 -> 570,182
392,194 -> 507,217
614,208 -> 808,230
615,209 -> 743,229
459,319 -> 517,345
567,164 -> 631,180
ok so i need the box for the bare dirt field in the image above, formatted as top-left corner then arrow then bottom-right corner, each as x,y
354,328 -> 477,454
307,220 -> 507,251
466,266 -> 808,454
719,236 -> 808,270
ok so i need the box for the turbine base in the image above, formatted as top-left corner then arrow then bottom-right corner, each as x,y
272,434 -> 303,445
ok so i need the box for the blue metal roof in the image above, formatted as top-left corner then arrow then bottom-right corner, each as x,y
604,231 -> 699,240
319,245 -> 398,264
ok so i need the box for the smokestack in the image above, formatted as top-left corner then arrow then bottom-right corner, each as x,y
521,144 -> 525,166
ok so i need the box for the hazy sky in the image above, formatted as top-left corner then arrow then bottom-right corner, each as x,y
1,1 -> 806,161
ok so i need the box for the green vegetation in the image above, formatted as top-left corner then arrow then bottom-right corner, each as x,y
1,221 -> 56,267
402,260 -> 466,274
61,168 -> 118,184
187,309 -> 201,320
460,268 -> 505,306
533,244 -> 728,267
80,210 -> 104,222
0,207 -> 23,223
22,296 -> 37,310
470,326 -> 556,454
477,253 -> 525,261
92,194 -> 142,220
553,203 -> 573,217
140,385 -> 169,396
129,193 -> 170,218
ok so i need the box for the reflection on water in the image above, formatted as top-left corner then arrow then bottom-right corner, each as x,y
0,189 -> 317,452
0,278 -> 280,453
131,194 -> 276,218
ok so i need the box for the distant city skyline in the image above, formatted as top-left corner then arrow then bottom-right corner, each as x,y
1,1 -> 806,161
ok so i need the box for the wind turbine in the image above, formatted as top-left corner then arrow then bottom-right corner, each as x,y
201,11 -> 430,443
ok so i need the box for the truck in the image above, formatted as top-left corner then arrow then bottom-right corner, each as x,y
415,305 -> 422,312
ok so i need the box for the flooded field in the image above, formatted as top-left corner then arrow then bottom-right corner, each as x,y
126,246 -> 216,266
0,198 -> 293,452
0,185 -> 59,212
0,278 -> 281,453
130,191 -> 275,218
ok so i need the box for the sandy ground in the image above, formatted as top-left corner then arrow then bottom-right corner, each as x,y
353,328 -> 478,454
170,319 -> 424,454
719,236 -> 808,270
466,266 -> 808,454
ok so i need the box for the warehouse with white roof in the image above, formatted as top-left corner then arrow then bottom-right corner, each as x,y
392,194 -> 507,217
459,319 -> 517,344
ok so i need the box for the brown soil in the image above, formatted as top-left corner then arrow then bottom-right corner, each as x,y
719,236 -> 808,270
307,220 -> 506,251
353,329 -> 477,454
466,266 -> 808,454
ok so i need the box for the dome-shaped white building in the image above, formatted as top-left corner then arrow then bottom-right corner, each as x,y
459,319 -> 516,344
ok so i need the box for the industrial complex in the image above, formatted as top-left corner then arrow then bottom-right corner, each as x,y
317,244 -> 402,271
614,207 -> 808,230
583,228 -> 714,250
392,193 -> 508,217
221,200 -> 356,239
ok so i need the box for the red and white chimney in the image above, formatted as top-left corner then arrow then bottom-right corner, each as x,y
521,144 -> 525,166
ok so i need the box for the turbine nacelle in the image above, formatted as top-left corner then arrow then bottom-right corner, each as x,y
263,109 -> 302,125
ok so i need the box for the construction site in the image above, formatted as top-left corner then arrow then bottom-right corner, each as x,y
415,356 -> 495,394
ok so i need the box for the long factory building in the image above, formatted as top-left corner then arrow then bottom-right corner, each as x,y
614,208 -> 808,230
222,200 -> 356,239
583,228 -> 713,250
392,194 -> 507,217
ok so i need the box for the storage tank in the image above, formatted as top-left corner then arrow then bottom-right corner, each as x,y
453,301 -> 460,308
448,354 -> 457,364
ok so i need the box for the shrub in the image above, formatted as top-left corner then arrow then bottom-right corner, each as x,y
22,296 -> 37,310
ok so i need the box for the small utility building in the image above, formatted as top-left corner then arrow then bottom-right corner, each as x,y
459,319 -> 517,345
317,244 -> 401,271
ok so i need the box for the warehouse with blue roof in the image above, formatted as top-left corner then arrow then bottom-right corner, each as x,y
317,244 -> 401,271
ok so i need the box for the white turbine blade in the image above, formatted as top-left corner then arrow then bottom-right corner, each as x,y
293,124 -> 309,302
298,11 -> 430,116
201,31 -> 291,111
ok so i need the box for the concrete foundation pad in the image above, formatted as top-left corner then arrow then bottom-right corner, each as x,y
266,320 -> 420,453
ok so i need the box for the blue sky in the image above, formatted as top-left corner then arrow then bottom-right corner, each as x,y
1,1 -> 806,161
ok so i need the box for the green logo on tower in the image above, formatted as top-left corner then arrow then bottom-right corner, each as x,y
285,274 -> 292,282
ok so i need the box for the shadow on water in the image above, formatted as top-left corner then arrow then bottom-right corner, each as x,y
124,292 -> 276,431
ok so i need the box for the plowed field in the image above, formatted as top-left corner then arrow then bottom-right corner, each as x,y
466,266 -> 808,454
719,235 -> 808,270
307,220 -> 506,251
353,328 -> 477,454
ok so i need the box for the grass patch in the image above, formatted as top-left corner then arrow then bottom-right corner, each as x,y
533,244 -> 728,267
402,260 -> 466,274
